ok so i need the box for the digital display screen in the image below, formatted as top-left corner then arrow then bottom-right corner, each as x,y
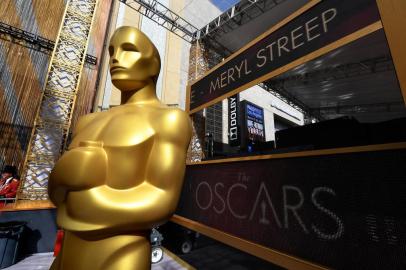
247,120 -> 264,141
246,104 -> 264,122
245,103 -> 265,142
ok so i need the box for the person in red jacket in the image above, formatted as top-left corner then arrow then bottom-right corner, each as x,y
0,165 -> 19,199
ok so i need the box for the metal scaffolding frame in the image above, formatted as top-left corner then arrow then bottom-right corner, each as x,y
261,55 -> 396,121
118,0 -> 288,43
0,21 -> 97,65
259,81 -> 324,121
311,102 -> 406,116
270,55 -> 395,87
194,0 -> 288,40
118,0 -> 311,115
118,0 -> 198,43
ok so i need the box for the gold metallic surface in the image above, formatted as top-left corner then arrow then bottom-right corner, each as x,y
48,26 -> 192,270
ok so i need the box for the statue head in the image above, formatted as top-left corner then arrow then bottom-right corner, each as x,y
108,26 -> 161,91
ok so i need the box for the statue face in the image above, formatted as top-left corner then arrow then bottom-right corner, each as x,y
108,27 -> 160,91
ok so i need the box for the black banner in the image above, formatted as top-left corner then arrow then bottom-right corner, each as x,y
176,148 -> 406,269
228,94 -> 240,146
189,0 -> 380,112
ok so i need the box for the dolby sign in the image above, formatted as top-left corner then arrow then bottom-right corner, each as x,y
228,94 -> 240,146
188,0 -> 381,113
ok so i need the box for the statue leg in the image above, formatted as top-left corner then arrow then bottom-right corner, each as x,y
102,235 -> 151,270
57,231 -> 151,270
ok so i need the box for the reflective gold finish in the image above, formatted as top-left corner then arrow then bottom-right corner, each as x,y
48,27 -> 192,270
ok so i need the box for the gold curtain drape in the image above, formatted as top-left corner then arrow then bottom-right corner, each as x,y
0,0 -> 112,177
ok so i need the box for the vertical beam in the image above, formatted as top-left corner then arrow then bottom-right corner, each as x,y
186,41 -> 206,162
17,0 -> 99,201
376,0 -> 406,104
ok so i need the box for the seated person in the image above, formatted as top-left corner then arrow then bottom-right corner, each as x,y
0,165 -> 19,199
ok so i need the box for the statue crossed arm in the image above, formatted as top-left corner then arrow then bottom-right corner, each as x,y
50,109 -> 191,233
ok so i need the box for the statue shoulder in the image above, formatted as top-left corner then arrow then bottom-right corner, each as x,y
158,107 -> 192,145
73,111 -> 106,135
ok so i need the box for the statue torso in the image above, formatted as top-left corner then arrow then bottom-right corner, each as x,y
69,104 -> 166,189
49,101 -> 191,233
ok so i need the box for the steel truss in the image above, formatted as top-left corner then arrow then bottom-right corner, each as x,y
264,55 -> 396,121
270,55 -> 394,87
0,21 -> 97,65
118,0 -> 288,42
119,0 -> 311,115
193,0 -> 314,116
118,0 -> 198,43
18,0 -> 99,200
195,0 -> 287,40
312,102 -> 406,116
118,0 -> 233,55
259,81 -> 324,121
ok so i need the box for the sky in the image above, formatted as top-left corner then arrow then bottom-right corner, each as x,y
210,0 -> 240,11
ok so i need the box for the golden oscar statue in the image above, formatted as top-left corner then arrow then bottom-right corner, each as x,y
48,26 -> 192,270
